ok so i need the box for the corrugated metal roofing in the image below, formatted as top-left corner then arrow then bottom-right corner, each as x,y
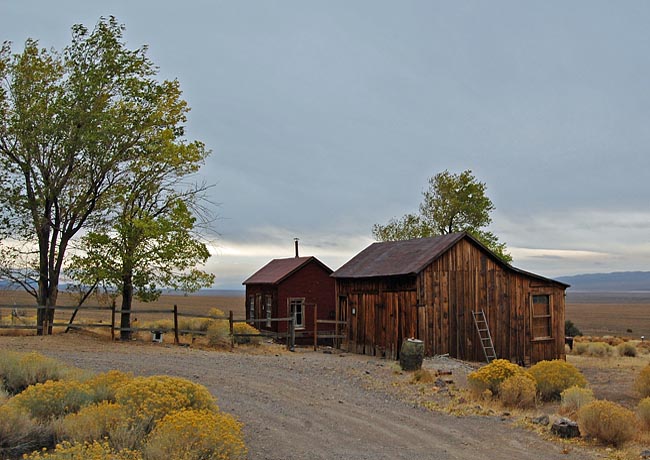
242,256 -> 332,285
332,233 -> 466,278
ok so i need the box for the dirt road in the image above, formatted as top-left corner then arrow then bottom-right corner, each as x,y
0,334 -> 594,460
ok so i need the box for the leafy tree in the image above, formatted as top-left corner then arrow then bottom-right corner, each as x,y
0,17 -> 201,332
372,169 -> 512,263
68,138 -> 215,340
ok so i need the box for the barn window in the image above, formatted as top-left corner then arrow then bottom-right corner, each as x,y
265,295 -> 272,327
248,296 -> 255,321
289,298 -> 305,329
532,294 -> 552,339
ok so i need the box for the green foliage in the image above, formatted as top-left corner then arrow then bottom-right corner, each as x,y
0,17 -> 208,323
578,400 -> 636,446
0,351 -> 71,394
467,359 -> 526,395
565,320 -> 582,337
617,342 -> 637,357
528,360 -> 587,401
142,409 -> 247,460
498,373 -> 537,409
634,364 -> 650,398
372,169 -> 511,262
560,386 -> 594,417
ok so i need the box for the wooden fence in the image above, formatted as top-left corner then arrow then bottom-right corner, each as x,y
0,304 -> 347,351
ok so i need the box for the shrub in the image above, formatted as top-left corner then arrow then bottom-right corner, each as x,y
498,373 -> 537,409
143,409 -> 246,460
617,342 -> 637,357
637,397 -> 650,430
0,404 -> 53,458
528,360 -> 587,400
573,342 -> 589,355
58,401 -> 127,444
206,319 -> 231,347
410,369 -> 436,384
565,320 -> 582,337
233,323 -> 262,345
0,385 -> 8,404
115,375 -> 218,427
578,400 -> 635,446
0,351 -> 71,394
586,342 -> 613,357
635,364 -> 650,398
467,359 -> 525,395
84,370 -> 134,403
10,380 -> 93,420
23,440 -> 143,460
560,386 -> 594,417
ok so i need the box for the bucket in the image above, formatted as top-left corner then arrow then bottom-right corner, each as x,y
400,338 -> 424,371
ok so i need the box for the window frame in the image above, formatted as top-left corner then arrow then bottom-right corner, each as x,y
248,295 -> 255,320
288,297 -> 305,330
265,294 -> 273,328
531,293 -> 553,341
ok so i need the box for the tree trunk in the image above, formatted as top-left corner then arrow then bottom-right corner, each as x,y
120,272 -> 134,341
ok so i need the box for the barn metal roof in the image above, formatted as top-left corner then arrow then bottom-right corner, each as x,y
331,232 -> 569,287
242,256 -> 333,285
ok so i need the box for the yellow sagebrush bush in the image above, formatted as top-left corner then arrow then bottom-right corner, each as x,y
59,401 -> 128,444
115,376 -> 218,426
573,342 -> 589,355
84,370 -> 134,403
143,409 -> 247,460
578,400 -> 635,446
560,386 -> 594,417
9,379 -> 93,420
23,440 -> 143,460
206,319 -> 231,347
637,397 -> 650,430
617,342 -> 637,357
467,359 -> 525,396
634,364 -> 650,398
498,373 -> 537,409
528,360 -> 586,401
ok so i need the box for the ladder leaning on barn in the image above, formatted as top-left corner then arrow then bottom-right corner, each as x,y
472,310 -> 497,363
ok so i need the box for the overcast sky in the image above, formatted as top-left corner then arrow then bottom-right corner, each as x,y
3,1 -> 650,289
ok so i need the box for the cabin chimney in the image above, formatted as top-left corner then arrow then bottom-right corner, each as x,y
294,238 -> 299,258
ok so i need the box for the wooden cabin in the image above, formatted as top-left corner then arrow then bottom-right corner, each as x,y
331,232 -> 569,365
243,255 -> 335,342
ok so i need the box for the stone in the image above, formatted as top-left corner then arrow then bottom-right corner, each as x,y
640,449 -> 650,460
551,418 -> 580,438
531,414 -> 550,426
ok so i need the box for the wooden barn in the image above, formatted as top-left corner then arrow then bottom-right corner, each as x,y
242,251 -> 335,341
332,232 -> 569,365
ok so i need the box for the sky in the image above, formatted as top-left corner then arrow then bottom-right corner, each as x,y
2,1 -> 650,289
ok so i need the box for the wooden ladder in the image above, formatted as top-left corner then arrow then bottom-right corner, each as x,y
472,310 -> 497,363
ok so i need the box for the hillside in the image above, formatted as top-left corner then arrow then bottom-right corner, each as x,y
558,271 -> 650,292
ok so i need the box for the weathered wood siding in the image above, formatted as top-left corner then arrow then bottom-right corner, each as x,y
336,238 -> 566,364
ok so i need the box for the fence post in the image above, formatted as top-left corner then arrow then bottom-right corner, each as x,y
173,304 -> 179,345
313,304 -> 318,351
229,310 -> 234,349
110,300 -> 116,341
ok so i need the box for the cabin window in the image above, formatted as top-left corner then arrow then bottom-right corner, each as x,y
532,294 -> 552,339
289,298 -> 305,329
248,295 -> 255,321
265,295 -> 272,327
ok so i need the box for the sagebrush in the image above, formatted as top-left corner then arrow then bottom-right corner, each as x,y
578,400 -> 635,446
528,360 -> 586,400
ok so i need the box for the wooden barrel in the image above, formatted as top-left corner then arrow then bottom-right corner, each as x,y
399,338 -> 424,371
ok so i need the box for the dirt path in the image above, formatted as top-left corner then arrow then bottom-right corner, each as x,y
0,334 -> 595,460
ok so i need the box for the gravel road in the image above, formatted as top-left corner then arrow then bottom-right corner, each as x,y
0,334 -> 595,460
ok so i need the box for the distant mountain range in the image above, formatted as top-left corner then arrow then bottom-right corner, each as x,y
557,271 -> 650,292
